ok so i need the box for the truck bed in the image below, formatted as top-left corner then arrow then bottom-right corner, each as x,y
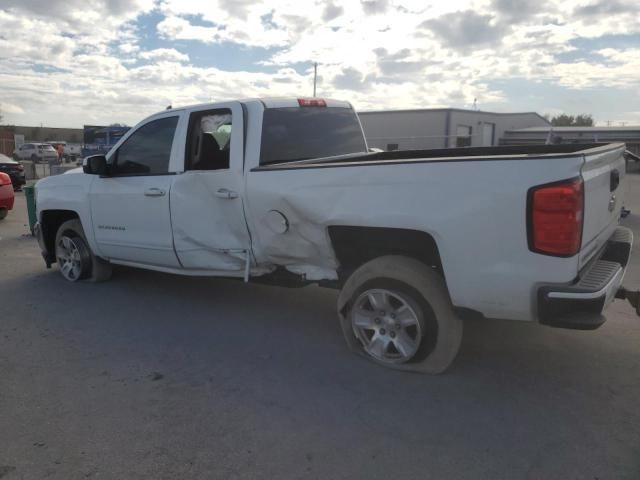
247,142 -> 627,322
256,143 -> 619,170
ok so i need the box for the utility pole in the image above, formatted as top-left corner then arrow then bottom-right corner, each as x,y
313,62 -> 318,97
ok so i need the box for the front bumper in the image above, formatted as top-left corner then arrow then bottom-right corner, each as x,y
538,227 -> 633,330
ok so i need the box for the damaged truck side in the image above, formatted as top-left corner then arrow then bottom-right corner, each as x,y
34,98 -> 636,373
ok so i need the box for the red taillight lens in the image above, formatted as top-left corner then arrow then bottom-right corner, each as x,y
529,179 -> 583,256
297,98 -> 327,107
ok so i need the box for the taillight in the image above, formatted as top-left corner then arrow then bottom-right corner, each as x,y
297,98 -> 327,107
528,178 -> 583,256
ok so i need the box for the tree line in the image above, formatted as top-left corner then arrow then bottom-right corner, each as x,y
546,113 -> 594,127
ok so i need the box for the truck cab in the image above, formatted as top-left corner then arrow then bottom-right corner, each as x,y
35,98 -> 367,276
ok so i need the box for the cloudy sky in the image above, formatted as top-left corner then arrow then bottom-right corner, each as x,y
0,0 -> 639,128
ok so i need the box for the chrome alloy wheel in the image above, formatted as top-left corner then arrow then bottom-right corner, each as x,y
56,235 -> 85,281
350,288 -> 423,364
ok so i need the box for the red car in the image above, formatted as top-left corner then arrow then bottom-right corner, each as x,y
0,172 -> 15,220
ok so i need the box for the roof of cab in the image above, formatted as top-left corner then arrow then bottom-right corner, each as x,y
258,98 -> 352,109
148,97 -> 352,117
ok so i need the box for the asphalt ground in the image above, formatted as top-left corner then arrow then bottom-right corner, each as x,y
1,168 -> 639,479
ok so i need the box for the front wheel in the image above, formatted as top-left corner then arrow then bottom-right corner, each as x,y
338,255 -> 463,374
54,219 -> 112,282
0,208 -> 7,220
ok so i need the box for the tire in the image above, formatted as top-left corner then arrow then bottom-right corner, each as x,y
30,154 -> 38,163
54,219 -> 112,282
0,208 -> 7,220
337,255 -> 463,374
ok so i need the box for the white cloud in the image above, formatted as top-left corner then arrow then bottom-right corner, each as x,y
156,16 -> 223,43
1,102 -> 25,114
119,42 -> 141,54
139,48 -> 190,63
0,0 -> 639,127
1,0 -> 155,35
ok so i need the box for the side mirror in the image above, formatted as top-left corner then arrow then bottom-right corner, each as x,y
83,155 -> 108,175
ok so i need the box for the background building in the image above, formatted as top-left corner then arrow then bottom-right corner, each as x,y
358,108 -> 550,151
501,126 -> 640,155
13,126 -> 83,144
0,125 -> 85,157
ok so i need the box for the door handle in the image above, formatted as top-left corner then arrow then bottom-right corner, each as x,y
216,188 -> 238,199
144,187 -> 166,197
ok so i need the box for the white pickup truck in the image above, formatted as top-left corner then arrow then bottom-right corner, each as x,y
34,97 -> 636,373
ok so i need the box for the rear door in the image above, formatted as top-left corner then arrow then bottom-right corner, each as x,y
90,114 -> 181,267
170,102 -> 251,271
579,144 -> 626,267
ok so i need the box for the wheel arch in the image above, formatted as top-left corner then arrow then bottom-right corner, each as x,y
328,226 -> 445,283
40,209 -> 80,264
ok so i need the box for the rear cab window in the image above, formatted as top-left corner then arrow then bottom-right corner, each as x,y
259,106 -> 367,165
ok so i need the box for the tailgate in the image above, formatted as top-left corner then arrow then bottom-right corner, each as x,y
579,144 -> 626,268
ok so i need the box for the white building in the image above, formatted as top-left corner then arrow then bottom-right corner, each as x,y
501,126 -> 640,156
358,108 -> 550,151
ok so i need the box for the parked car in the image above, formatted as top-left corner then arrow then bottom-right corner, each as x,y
63,143 -> 82,163
13,143 -> 59,163
0,172 -> 15,220
0,153 -> 26,190
33,97 -> 636,373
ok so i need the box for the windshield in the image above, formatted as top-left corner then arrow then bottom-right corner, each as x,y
259,107 -> 367,165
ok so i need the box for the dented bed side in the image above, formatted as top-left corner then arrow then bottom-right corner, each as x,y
243,149 -> 594,322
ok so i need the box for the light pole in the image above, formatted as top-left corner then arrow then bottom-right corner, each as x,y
313,62 -> 317,97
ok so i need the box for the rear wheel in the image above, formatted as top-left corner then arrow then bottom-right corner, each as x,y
350,286 -> 425,363
338,255 -> 463,374
54,219 -> 112,282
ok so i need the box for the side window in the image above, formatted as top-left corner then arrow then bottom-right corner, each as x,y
112,116 -> 178,175
185,109 -> 232,171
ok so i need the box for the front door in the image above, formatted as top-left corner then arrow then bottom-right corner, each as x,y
170,104 -> 251,271
90,115 -> 181,267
